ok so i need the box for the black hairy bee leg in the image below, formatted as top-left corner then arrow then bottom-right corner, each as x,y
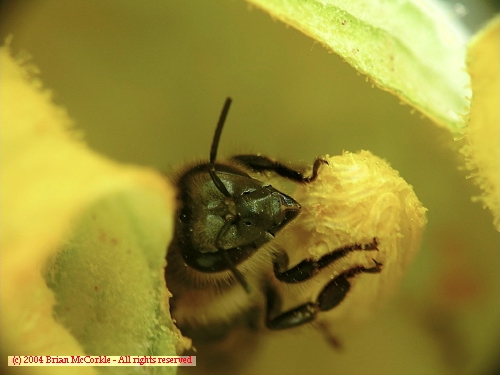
273,238 -> 379,283
231,155 -> 328,183
266,260 -> 383,330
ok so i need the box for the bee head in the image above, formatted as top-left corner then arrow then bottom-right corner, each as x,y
174,98 -> 301,293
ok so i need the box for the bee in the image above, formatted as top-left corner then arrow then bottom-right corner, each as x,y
165,98 -> 382,365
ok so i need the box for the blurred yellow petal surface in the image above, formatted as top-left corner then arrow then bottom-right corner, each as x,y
463,16 -> 500,231
1,47 -> 180,374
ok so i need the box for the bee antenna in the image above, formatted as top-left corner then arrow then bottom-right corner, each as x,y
221,250 -> 251,294
210,97 -> 232,164
209,97 -> 232,197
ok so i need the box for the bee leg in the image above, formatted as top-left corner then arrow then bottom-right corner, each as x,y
266,260 -> 383,330
273,238 -> 379,283
231,154 -> 328,183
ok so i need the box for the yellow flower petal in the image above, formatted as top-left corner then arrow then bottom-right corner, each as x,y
247,0 -> 470,130
1,47 -> 181,374
462,16 -> 500,231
